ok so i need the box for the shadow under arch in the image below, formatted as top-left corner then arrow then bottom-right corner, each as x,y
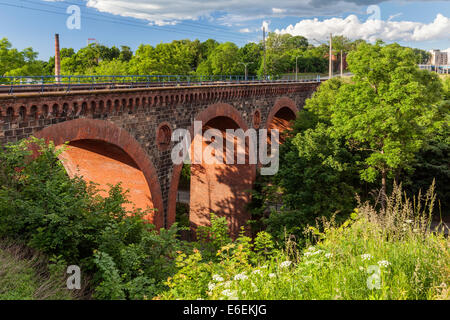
35,118 -> 164,229
168,103 -> 257,237
265,97 -> 298,144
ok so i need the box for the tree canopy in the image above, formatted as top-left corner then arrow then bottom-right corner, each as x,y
249,43 -> 448,241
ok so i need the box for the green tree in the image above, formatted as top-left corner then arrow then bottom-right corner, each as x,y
119,46 -> 133,62
412,48 -> 431,64
238,42 -> 262,75
198,39 -> 219,63
197,42 -> 240,75
249,79 -> 363,242
128,44 -> 158,75
323,41 -> 443,206
94,59 -> 129,75
0,38 -> 45,77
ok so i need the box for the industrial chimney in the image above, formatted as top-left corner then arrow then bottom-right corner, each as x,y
55,34 -> 61,83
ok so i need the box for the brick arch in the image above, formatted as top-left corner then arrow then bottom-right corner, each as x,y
265,97 -> 298,130
265,97 -> 298,146
34,118 -> 164,229
167,103 -> 256,236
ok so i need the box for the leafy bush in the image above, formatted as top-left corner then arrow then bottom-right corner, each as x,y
158,228 -> 279,300
196,213 -> 232,260
0,137 -> 186,299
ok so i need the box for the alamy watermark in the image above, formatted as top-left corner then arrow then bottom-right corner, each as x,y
66,5 -> 81,30
66,265 -> 81,290
366,265 -> 381,290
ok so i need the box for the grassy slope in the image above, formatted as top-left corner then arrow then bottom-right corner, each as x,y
0,245 -> 73,300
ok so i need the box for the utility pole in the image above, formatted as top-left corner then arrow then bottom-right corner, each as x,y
295,56 -> 301,81
329,33 -> 333,79
340,50 -> 344,77
263,26 -> 267,81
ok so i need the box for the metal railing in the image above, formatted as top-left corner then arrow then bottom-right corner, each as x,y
418,64 -> 450,74
0,74 -> 322,94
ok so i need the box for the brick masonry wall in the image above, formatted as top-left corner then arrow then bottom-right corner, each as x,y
0,82 -> 320,227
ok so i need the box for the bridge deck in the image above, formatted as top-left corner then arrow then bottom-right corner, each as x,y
0,80 -> 322,99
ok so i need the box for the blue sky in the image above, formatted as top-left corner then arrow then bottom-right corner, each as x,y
0,0 -> 449,60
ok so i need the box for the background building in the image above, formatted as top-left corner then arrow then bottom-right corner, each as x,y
430,49 -> 448,66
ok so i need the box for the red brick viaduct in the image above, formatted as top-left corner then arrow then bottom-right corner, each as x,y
0,82 -> 320,235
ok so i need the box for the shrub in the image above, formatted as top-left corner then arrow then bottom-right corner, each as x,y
0,137 -> 186,299
196,213 -> 232,260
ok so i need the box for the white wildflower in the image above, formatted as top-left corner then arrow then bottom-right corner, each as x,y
305,249 -> 323,257
359,266 -> 365,271
325,253 -> 333,258
378,260 -> 390,268
212,274 -> 224,282
361,254 -> 373,261
280,260 -> 292,268
269,273 -> 276,278
221,289 -> 238,299
307,246 -> 316,251
405,219 -> 413,224
252,269 -> 261,275
208,282 -> 216,291
234,273 -> 248,281
223,281 -> 232,288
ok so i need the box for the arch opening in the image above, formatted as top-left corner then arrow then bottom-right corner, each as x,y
268,106 -> 297,144
58,140 -> 155,222
35,119 -> 164,228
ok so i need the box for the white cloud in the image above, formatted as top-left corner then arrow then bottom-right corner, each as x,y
40,0 -> 449,44
75,0 -> 403,26
276,13 -> 450,42
272,8 -> 287,14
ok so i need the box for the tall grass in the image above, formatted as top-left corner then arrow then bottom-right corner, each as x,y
0,241 -> 88,300
160,184 -> 449,300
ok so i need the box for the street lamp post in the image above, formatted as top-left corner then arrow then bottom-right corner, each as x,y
312,37 -> 335,80
239,62 -> 253,81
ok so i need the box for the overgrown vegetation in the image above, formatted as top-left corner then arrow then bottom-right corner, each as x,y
0,137 -> 187,299
159,185 -> 449,300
